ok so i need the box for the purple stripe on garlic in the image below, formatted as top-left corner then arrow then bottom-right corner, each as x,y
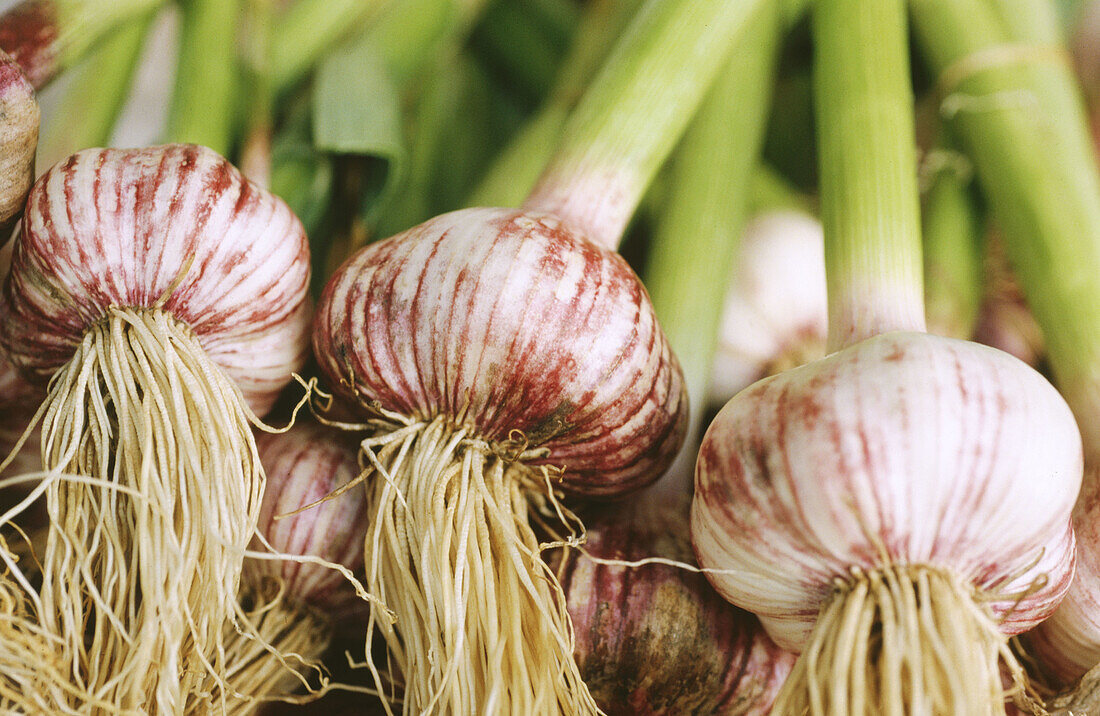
254,422 -> 369,617
693,331 -> 1081,652
315,206 -> 686,497
0,144 -> 310,416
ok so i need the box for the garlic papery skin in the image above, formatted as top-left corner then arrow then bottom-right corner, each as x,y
0,144 -> 311,713
0,1 -> 57,90
1028,471 -> 1100,687
252,422 -> 369,617
199,421 -> 370,713
709,209 -> 827,405
313,205 -> 686,714
692,330 -> 1081,713
0,48 -> 37,241
553,490 -> 796,715
2,144 -> 310,416
316,206 -> 686,498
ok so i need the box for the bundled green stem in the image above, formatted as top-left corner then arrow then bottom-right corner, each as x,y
270,0 -> 391,91
468,0 -> 642,208
36,307 -> 263,713
166,0 -> 240,156
522,0 -> 764,249
921,140 -> 984,340
56,0 -> 163,70
910,0 -> 1100,451
643,0 -> 781,492
39,10 -> 152,163
814,0 -> 925,352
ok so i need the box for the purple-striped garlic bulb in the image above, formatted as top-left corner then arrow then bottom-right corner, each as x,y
0,48 -> 37,242
199,422 -> 370,714
313,206 -> 687,714
709,210 -> 827,406
693,331 -> 1081,715
0,0 -> 57,91
0,144 -> 311,712
553,490 -> 795,715
1026,473 -> 1100,702
252,422 -> 369,617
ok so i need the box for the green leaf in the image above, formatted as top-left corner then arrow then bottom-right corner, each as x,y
312,38 -> 406,215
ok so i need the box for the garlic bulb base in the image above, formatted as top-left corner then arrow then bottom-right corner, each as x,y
1045,660 -> 1100,714
30,307 -> 263,712
0,560 -> 103,712
196,573 -> 334,714
351,412 -> 599,715
772,564 -> 1034,716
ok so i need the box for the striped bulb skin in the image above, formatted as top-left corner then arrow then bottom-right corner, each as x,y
0,144 -> 311,416
555,493 -> 795,715
313,206 -> 687,497
254,422 -> 369,616
1027,473 -> 1100,684
693,331 -> 1081,652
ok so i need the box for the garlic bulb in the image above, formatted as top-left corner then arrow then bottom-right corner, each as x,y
709,209 -> 827,405
2,145 -> 310,415
313,205 -> 686,714
201,421 -> 371,714
693,330 -> 1081,714
1028,473 -> 1100,686
253,421 -> 369,617
0,144 -> 311,712
555,491 -> 795,715
316,206 -> 685,498
0,48 -> 37,241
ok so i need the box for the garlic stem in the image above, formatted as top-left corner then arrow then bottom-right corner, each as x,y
910,0 -> 1100,453
38,11 -> 152,163
523,0 -> 763,250
166,0 -> 240,156
239,0 -> 276,187
644,0 -> 781,494
749,162 -> 814,215
269,0 -> 391,91
814,0 -> 926,351
922,137 -> 984,341
468,0 -> 643,209
57,0 -> 163,81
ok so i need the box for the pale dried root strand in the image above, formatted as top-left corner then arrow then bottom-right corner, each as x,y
0,534 -> 131,715
188,573 -> 333,715
358,414 -> 601,716
773,564 -> 1035,716
36,306 -> 263,714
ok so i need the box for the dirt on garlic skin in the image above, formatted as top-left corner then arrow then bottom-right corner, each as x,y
555,494 -> 795,715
